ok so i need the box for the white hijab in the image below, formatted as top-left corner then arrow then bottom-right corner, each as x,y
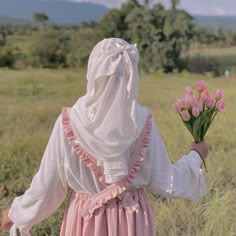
70,38 -> 139,183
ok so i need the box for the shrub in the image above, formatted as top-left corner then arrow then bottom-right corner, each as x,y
0,47 -> 17,68
66,27 -> 98,67
29,27 -> 71,68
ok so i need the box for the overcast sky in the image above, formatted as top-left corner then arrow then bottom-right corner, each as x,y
67,0 -> 236,16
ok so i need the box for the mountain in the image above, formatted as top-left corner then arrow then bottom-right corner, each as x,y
194,15 -> 236,31
0,16 -> 31,25
0,0 -> 109,25
1,1 -> 236,30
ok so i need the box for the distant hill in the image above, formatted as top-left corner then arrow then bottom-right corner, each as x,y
194,15 -> 236,31
0,16 -> 31,25
0,0 -> 109,25
1,1 -> 236,30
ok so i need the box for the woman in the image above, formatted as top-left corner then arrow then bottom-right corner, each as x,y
1,38 -> 208,236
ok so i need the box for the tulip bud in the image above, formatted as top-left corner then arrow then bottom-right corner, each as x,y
216,101 -> 225,112
192,106 -> 200,117
181,110 -> 191,121
196,80 -> 207,92
172,103 -> 181,113
215,89 -> 223,101
202,90 -> 210,102
206,97 -> 214,108
185,86 -> 193,95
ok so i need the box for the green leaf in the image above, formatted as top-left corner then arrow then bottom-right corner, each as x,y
183,121 -> 193,134
201,110 -> 213,139
192,117 -> 201,142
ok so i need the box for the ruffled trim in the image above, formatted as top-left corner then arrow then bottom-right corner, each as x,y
62,107 -> 106,186
62,107 -> 152,220
126,111 -> 152,185
79,112 -> 153,220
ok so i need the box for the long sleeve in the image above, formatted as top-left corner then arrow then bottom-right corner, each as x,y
9,115 -> 68,236
147,119 -> 207,202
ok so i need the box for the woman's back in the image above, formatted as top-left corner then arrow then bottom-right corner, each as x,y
60,105 -> 156,236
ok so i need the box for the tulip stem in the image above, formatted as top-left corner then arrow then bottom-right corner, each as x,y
202,159 -> 207,173
211,111 -> 218,123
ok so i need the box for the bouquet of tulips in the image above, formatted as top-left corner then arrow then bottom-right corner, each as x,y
172,80 -> 225,171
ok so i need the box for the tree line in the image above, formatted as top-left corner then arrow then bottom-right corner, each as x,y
1,0 -> 236,72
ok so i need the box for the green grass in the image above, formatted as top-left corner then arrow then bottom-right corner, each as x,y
0,68 -> 236,236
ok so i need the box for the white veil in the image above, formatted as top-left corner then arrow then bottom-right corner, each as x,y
70,38 -> 139,183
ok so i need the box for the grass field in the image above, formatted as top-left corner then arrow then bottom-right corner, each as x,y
0,68 -> 236,235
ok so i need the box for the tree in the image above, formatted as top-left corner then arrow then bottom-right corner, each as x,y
171,0 -> 180,10
144,0 -> 149,7
125,2 -> 193,72
125,6 -> 159,70
96,1 -> 140,40
127,0 -> 139,4
66,27 -> 98,67
33,12 -> 49,24
29,28 -> 70,67
97,1 -> 193,72
161,9 -> 193,71
96,9 -> 126,39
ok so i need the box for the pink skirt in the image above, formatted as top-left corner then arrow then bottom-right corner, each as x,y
60,188 -> 156,236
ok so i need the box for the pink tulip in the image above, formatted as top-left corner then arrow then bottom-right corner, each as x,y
192,106 -> 200,117
176,96 -> 185,108
183,94 -> 192,109
202,90 -> 210,102
216,101 -> 225,112
185,86 -> 193,95
177,95 -> 191,110
181,110 -> 191,121
215,89 -> 223,101
172,103 -> 181,113
198,102 -> 203,112
196,80 -> 207,92
190,95 -> 199,107
206,97 -> 214,108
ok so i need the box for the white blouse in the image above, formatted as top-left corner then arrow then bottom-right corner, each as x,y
9,106 -> 207,236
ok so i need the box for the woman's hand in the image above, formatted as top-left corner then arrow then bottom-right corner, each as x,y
191,141 -> 208,160
1,208 -> 13,231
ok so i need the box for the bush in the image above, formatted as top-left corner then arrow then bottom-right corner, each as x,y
0,47 -> 17,68
29,27 -> 71,68
0,33 -> 6,47
66,27 -> 99,67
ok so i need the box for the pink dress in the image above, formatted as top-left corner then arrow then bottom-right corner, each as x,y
60,108 -> 156,236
